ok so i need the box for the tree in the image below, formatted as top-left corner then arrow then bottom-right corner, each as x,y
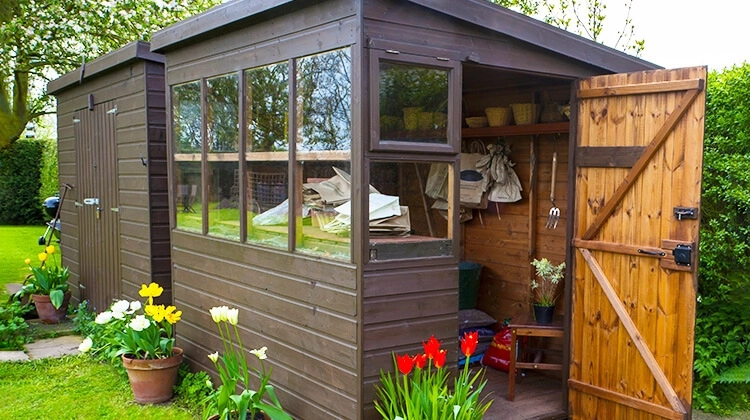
0,0 -> 224,151
488,0 -> 645,54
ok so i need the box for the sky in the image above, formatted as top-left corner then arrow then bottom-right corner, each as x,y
597,0 -> 749,71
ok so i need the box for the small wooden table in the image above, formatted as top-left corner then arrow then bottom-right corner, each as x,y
508,310 -> 564,401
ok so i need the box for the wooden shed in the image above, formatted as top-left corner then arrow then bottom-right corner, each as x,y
48,41 -> 173,311
150,1 -> 706,419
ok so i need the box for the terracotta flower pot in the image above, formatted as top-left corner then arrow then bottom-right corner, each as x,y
32,292 -> 70,324
122,347 -> 183,404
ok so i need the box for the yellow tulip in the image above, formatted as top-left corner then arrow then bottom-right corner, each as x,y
45,245 -> 55,255
165,310 -> 182,324
38,252 -> 48,262
24,258 -> 31,265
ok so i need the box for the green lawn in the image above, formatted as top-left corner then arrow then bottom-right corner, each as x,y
0,356 -> 197,420
0,225 -> 49,297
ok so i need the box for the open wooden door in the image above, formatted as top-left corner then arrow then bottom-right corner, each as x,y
569,67 -> 706,419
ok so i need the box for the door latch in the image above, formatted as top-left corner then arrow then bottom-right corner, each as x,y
673,207 -> 698,220
83,198 -> 99,206
673,244 -> 692,266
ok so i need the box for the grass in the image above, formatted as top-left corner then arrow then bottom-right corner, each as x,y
0,225 -> 49,296
0,356 -> 198,420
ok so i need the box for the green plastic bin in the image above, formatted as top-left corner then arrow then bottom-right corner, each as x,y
459,261 -> 483,310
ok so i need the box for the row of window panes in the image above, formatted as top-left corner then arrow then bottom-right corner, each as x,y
172,47 -> 353,261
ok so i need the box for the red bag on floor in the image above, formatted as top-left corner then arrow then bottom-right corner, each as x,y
481,326 -> 513,372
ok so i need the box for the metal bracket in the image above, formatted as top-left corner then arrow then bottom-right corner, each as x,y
673,207 -> 698,220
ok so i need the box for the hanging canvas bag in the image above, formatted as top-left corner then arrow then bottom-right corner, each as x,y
460,141 -> 489,209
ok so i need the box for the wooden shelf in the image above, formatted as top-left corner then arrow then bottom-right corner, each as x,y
461,122 -> 569,138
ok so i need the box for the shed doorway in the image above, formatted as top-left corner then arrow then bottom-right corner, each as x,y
459,64 -> 572,418
74,101 -> 122,311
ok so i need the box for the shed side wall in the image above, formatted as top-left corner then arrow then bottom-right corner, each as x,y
54,59 -> 170,309
162,1 -> 361,418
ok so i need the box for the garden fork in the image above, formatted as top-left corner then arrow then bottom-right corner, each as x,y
545,150 -> 560,229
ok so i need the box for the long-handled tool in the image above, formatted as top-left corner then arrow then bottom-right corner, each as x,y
545,149 -> 560,229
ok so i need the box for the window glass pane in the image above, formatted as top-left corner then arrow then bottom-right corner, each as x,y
368,161 -> 452,261
245,62 -> 290,250
173,81 -> 202,232
296,48 -> 352,260
206,73 -> 240,239
379,62 -> 449,144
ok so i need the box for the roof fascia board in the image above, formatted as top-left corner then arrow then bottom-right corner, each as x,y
150,0 -> 294,52
48,40 -> 163,95
409,0 -> 661,73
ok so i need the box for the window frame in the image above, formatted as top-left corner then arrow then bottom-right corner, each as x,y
368,50 -> 461,154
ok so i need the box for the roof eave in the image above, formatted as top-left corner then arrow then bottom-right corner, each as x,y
150,0 -> 294,53
48,40 -> 164,96
410,0 -> 661,73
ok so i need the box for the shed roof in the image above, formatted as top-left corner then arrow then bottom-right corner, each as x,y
48,40 -> 164,95
150,0 -> 659,73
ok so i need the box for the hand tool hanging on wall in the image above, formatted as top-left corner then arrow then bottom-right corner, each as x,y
545,135 -> 560,229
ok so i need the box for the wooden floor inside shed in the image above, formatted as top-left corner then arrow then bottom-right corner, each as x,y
479,366 -> 567,420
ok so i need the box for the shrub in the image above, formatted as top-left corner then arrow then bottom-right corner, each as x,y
0,301 -> 33,350
0,138 -> 45,224
693,63 -> 750,414
39,138 -> 59,201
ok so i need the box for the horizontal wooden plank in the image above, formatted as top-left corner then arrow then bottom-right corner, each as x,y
577,78 -> 704,99
575,146 -> 645,168
568,379 -> 684,420
462,122 -> 570,138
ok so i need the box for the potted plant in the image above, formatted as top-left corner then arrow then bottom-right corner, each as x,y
15,245 -> 70,324
81,282 -> 184,404
530,258 -> 565,324
374,333 -> 493,419
203,306 -> 292,420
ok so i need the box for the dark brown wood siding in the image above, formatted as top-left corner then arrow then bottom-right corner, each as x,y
50,42 -> 170,310
160,2 -> 361,418
361,260 -> 458,419
363,0 -> 604,79
171,232 -> 359,418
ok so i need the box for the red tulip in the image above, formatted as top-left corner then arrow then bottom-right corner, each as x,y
414,353 -> 428,369
433,348 -> 447,368
396,353 -> 415,375
460,331 -> 479,357
422,335 -> 441,360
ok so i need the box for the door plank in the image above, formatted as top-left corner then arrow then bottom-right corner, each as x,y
578,248 -> 687,415
568,379 -> 685,420
581,87 -> 703,241
577,78 -> 703,99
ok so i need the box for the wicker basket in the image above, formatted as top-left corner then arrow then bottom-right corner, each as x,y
485,107 -> 512,127
465,116 -> 488,128
511,103 -> 540,125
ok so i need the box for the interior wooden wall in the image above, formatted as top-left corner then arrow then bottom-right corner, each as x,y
461,86 -> 570,325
